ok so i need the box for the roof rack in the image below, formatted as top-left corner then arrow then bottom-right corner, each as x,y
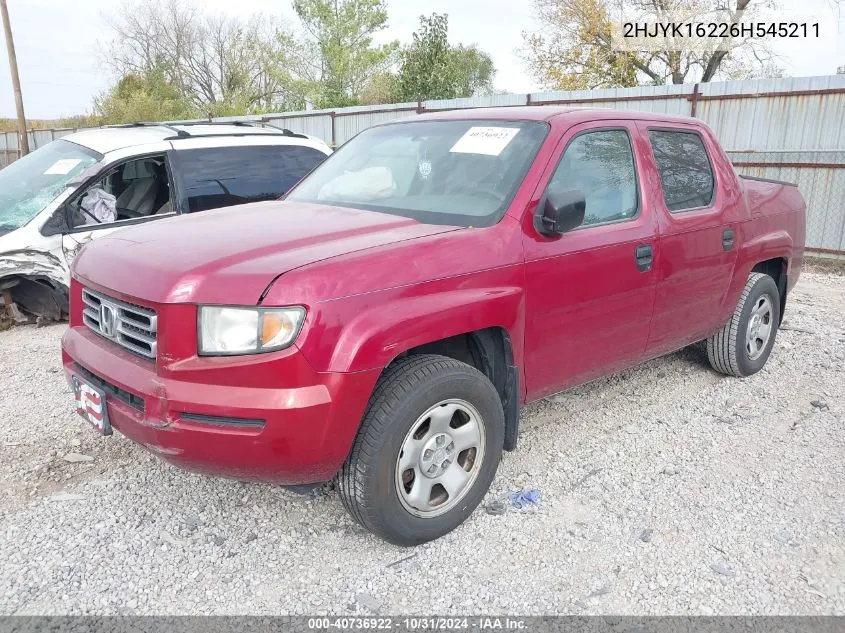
226,121 -> 309,139
108,121 -> 190,138
106,120 -> 309,140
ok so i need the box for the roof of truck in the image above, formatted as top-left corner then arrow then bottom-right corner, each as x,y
63,123 -> 330,155
412,106 -> 703,126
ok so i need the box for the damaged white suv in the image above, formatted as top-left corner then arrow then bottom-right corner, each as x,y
0,122 -> 331,321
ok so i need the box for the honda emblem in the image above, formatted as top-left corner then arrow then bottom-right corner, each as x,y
99,303 -> 117,338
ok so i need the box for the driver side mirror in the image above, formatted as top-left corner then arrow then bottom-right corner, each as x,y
536,188 -> 586,236
40,204 -> 72,237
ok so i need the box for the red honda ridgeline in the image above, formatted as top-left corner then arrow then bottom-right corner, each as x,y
62,107 -> 806,545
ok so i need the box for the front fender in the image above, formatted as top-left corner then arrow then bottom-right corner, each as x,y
302,281 -> 525,375
0,249 -> 68,286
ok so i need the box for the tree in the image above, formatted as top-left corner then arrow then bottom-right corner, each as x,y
94,61 -> 199,124
101,0 -> 303,116
290,0 -> 400,108
359,72 -> 400,105
521,0 -> 782,89
395,13 -> 495,102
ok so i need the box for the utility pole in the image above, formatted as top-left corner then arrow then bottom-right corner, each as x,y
1,0 -> 29,156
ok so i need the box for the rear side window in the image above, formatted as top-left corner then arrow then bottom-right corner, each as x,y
648,130 -> 715,212
547,129 -> 638,227
177,145 -> 327,213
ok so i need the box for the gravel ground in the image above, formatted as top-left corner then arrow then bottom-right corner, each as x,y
1,272 -> 843,616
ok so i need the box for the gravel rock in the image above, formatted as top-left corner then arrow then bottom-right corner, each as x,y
62,453 -> 93,464
638,528 -> 654,543
710,562 -> 736,577
354,592 -> 381,613
0,273 -> 843,615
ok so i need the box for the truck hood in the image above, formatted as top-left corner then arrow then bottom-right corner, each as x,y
72,201 -> 460,305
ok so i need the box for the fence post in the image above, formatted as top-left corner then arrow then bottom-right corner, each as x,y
690,83 -> 700,118
526,93 -> 532,106
330,111 -> 337,148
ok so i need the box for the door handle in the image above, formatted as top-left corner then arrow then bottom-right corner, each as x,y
635,243 -> 653,272
723,228 -> 735,251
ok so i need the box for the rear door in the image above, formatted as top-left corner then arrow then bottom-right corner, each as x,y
522,121 -> 659,400
637,124 -> 740,355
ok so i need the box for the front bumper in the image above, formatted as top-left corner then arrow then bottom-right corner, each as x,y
61,326 -> 380,484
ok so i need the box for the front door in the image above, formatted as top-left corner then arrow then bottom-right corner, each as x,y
522,121 -> 659,400
61,154 -> 176,266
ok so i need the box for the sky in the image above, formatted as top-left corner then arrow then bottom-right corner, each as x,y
0,0 -> 843,119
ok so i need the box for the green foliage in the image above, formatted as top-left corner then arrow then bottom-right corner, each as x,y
359,72 -> 401,105
395,13 -> 495,102
292,0 -> 399,109
94,61 -> 199,124
85,0 -> 499,124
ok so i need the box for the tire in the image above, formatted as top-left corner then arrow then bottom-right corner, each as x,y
706,272 -> 781,377
337,354 -> 504,546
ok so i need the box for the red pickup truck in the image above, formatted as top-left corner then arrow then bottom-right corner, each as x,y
62,107 -> 806,545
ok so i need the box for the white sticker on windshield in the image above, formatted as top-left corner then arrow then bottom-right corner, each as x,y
450,126 -> 520,156
44,158 -> 82,175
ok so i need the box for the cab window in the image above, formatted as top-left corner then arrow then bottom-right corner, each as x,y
648,130 -> 715,212
547,129 -> 638,227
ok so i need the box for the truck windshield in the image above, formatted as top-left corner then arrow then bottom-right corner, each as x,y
0,140 -> 102,236
287,120 -> 549,227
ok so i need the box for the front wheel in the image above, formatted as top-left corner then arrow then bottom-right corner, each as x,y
337,354 -> 504,546
707,272 -> 781,377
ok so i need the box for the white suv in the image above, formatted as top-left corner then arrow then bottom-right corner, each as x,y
0,122 -> 331,320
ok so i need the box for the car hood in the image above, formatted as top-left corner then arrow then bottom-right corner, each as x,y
72,201 -> 461,305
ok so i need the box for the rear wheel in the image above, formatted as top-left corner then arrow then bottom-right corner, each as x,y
706,272 -> 780,377
337,354 -> 504,545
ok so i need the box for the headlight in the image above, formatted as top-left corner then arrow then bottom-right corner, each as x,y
198,306 -> 306,355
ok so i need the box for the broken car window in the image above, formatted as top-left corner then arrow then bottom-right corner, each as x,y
0,140 -> 102,235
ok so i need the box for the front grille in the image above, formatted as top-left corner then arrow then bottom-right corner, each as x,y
82,288 -> 158,360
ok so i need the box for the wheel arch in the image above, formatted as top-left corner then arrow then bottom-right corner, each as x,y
751,256 -> 788,323
392,327 -> 521,451
0,250 -> 69,320
722,229 -> 792,326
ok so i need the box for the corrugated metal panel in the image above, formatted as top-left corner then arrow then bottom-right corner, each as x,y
263,114 -> 333,142
32,130 -> 54,148
425,93 -> 527,110
333,102 -> 419,114
728,150 -> 845,252
697,75 -> 845,151
530,84 -> 690,115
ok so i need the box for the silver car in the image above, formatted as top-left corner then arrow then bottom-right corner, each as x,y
0,122 -> 331,320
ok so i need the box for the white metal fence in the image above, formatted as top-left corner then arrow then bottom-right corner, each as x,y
3,74 -> 844,253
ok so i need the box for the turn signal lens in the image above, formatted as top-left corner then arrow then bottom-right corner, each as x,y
260,310 -> 302,350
